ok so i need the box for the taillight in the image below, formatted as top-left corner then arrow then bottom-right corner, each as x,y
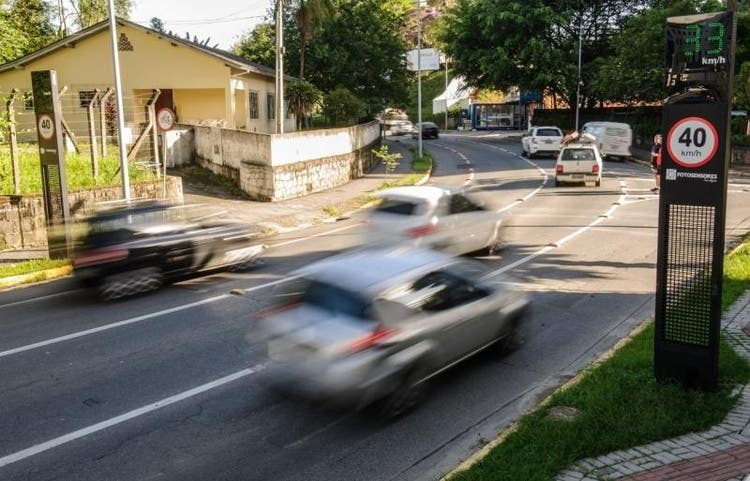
592,164 -> 600,174
408,225 -> 437,238
556,164 -> 564,174
349,327 -> 397,353
73,249 -> 128,268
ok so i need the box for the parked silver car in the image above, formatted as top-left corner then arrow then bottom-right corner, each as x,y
256,248 -> 529,417
364,186 -> 503,255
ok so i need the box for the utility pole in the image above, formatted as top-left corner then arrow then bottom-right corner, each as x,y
108,0 -> 130,200
575,21 -> 583,132
275,0 -> 285,134
417,1 -> 423,159
444,56 -> 449,131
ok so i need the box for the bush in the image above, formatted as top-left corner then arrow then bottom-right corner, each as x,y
323,87 -> 365,127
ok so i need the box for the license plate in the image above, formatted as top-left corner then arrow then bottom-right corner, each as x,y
545,139 -> 554,144
572,174 -> 584,179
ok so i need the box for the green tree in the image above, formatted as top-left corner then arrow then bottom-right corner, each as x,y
0,4 -> 27,64
149,17 -> 165,33
72,0 -> 132,29
303,0 -> 410,115
323,87 -> 365,126
285,80 -> 323,129
438,0 -> 654,106
7,0 -> 55,51
231,23 -> 276,68
290,0 -> 334,80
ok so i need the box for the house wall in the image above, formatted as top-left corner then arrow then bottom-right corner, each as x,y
0,23 -> 293,141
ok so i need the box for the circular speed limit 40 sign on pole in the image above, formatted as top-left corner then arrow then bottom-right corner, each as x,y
666,116 -> 719,168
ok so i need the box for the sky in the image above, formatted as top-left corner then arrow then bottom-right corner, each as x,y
130,0 -> 271,50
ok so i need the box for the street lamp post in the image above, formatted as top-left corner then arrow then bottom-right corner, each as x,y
275,0 -> 284,134
416,1 -> 423,160
575,22 -> 583,132
108,0 -> 130,200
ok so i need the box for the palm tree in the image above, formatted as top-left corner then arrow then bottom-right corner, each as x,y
290,0 -> 334,80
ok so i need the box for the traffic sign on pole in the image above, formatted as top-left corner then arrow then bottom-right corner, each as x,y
666,116 -> 718,168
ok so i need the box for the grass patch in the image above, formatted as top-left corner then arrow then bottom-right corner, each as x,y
449,243 -> 750,481
1,143 -> 156,195
323,204 -> 342,218
0,259 -> 69,278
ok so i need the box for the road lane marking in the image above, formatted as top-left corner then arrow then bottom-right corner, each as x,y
0,276 -> 295,360
268,221 -> 364,248
0,364 -> 265,469
0,289 -> 81,310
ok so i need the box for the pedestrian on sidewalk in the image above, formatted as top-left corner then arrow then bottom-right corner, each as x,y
651,134 -> 662,192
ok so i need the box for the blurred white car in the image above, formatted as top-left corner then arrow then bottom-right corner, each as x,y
389,120 -> 414,136
256,247 -> 529,417
365,186 -> 502,255
581,121 -> 632,160
521,126 -> 564,158
555,139 -> 603,187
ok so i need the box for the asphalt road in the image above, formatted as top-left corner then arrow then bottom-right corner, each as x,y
2,134 -> 750,481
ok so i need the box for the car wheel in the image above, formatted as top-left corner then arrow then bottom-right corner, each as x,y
376,369 -> 429,419
554,178 -> 561,187
99,267 -> 163,301
528,151 -> 535,159
494,313 -> 525,355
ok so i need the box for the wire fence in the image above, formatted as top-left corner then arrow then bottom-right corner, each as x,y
0,88 -> 163,195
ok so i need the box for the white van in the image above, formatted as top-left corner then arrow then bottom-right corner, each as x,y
581,122 -> 632,160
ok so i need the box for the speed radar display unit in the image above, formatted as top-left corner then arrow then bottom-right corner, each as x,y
655,11 -> 736,390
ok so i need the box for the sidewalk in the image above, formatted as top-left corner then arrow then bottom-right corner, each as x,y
176,138 -> 424,235
555,293 -> 750,481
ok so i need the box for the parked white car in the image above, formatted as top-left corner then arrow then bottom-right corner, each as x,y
364,186 -> 503,255
581,122 -> 632,160
555,140 -> 603,187
521,126 -> 564,158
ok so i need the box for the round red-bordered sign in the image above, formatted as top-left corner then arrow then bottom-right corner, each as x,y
156,107 -> 176,132
38,114 -> 55,140
666,116 -> 719,169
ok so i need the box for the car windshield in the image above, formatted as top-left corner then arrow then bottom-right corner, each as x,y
605,127 -> 629,137
561,148 -> 596,161
376,199 -> 424,215
536,128 -> 561,137
302,280 -> 372,320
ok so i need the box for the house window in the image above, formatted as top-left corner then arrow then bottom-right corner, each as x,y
267,93 -> 275,120
78,90 -> 97,109
23,92 -> 34,111
249,91 -> 259,119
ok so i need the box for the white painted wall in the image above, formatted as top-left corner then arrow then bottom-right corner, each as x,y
269,121 -> 380,166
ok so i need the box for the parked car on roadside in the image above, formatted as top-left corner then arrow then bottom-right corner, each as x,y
364,185 -> 503,255
412,122 -> 440,139
521,126 -> 564,158
581,121 -> 632,161
73,202 -> 265,300
555,137 -> 603,187
256,247 -> 529,417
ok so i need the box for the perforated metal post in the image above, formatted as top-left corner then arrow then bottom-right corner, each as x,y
655,11 -> 736,390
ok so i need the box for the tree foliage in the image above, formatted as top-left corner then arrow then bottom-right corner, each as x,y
300,0 -> 410,115
323,87 -> 365,126
285,80 -> 323,129
72,0 -> 132,29
232,23 -> 276,68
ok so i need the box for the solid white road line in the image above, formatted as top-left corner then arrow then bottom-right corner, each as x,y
0,294 -> 229,359
0,289 -> 81,310
268,221 -> 364,248
0,364 -> 266,469
0,275 -> 296,360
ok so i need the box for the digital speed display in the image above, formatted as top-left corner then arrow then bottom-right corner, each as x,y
666,11 -> 734,95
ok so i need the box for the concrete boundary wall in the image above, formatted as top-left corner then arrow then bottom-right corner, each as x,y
0,177 -> 183,252
182,121 -> 382,201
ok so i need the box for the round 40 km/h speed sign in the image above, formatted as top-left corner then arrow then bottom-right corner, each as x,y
156,107 -> 176,132
666,116 -> 719,168
38,114 -> 55,140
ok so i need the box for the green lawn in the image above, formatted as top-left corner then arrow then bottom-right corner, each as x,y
0,143 -> 156,195
0,259 -> 70,278
449,242 -> 750,481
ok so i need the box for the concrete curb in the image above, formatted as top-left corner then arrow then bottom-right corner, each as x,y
0,265 -> 73,290
441,318 -> 654,480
